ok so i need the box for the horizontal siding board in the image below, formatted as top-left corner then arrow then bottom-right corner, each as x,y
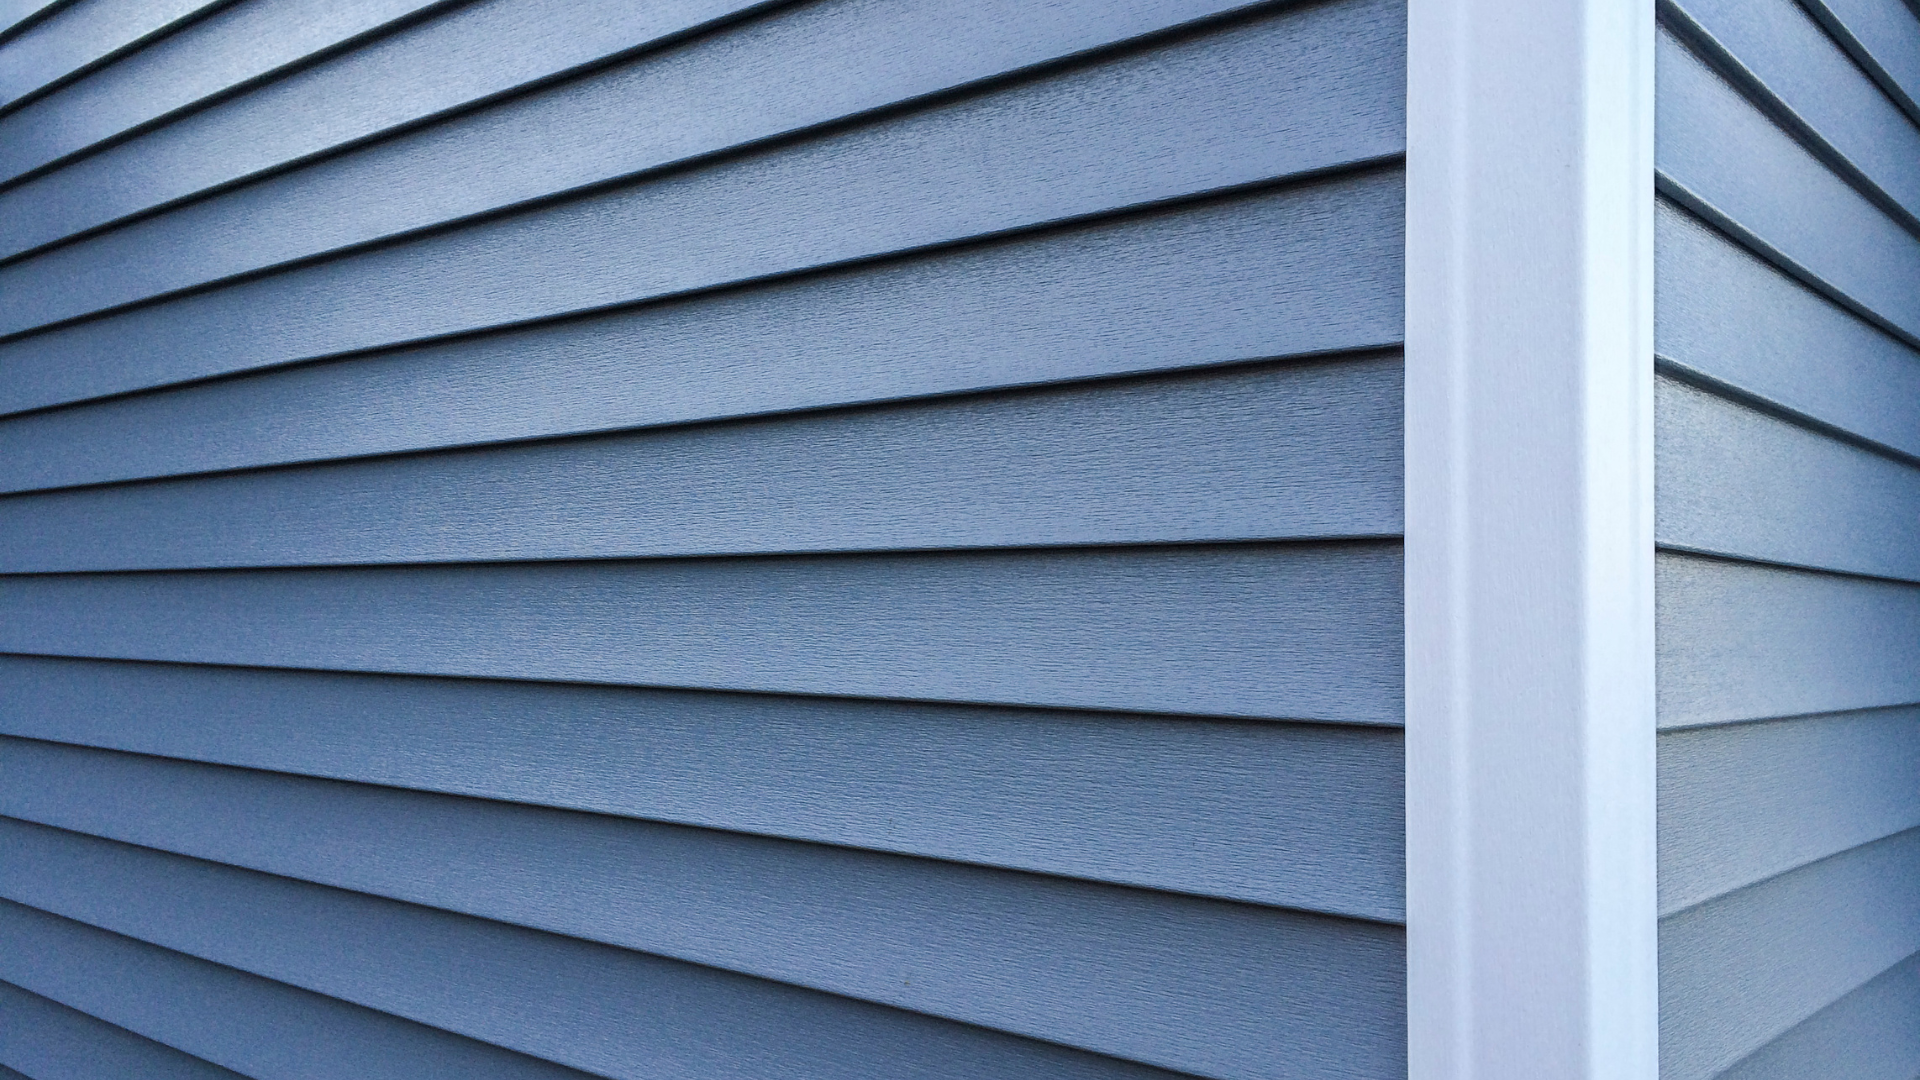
1669,0 -> 1920,226
0,178 -> 1404,493
0,898 -> 594,1080
1655,198 -> 1920,462
1802,0 -> 1920,120
0,654 -> 1404,918
0,771 -> 1407,1080
1658,826 -> 1920,1080
0,0 -> 1278,265
0,10 -> 1407,413
0,978 -> 248,1080
1656,25 -> 1920,343
1655,375 -> 1920,582
0,0 -> 1407,337
1656,705 -> 1920,914
0,0 -> 445,188
1655,551 -> 1920,728
0,357 -> 1402,572
0,0 -> 213,109
1717,950 -> 1920,1080
0,543 -> 1405,724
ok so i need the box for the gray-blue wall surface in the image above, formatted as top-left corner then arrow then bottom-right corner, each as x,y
0,0 -> 1409,1076
1654,0 -> 1920,1075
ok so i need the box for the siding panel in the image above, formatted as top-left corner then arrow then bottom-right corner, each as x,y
1658,828 -> 1920,1080
0,0 -> 1410,1068
0,898 -> 595,1080
1656,374 -> 1920,582
1717,952 -> 1920,1080
1657,24 -> 1920,342
0,0 -> 1405,343
1802,0 -> 1920,119
0,0 -> 1275,263
0,11 -> 1404,415
0,544 -> 1404,724
0,655 -> 1404,918
0,804 -> 1402,1080
1655,552 -> 1920,728
1667,0 -> 1920,223
0,0 -> 213,108
1655,199 -> 1920,462
0,357 -> 1402,572
1657,706 -> 1920,915
0,978 -> 248,1080
0,0 -> 442,188
0,180 -> 1402,494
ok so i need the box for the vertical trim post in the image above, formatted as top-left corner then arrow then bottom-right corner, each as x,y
1405,0 -> 1657,1076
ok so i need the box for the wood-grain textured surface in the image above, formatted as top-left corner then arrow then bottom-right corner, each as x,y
0,0 -> 1410,1075
1655,0 -> 1920,1074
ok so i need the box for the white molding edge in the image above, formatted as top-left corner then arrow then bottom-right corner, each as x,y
1405,0 -> 1658,1076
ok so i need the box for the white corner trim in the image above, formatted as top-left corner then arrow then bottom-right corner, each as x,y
1405,0 -> 1658,1076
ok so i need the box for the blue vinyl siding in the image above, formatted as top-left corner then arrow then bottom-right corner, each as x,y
1655,0 -> 1920,1075
0,0 -> 1408,1077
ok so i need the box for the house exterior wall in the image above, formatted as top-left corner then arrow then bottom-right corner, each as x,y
1652,0 -> 1920,1076
0,0 -> 1411,1076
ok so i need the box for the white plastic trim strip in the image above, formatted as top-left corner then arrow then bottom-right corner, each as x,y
1405,0 -> 1658,1076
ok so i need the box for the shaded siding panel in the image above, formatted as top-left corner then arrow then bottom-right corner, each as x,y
0,357 -> 1403,571
0,656 -> 1405,918
1657,706 -> 1920,915
0,0 -> 1405,348
1656,375 -> 1920,582
1657,25 -> 1920,342
1717,952 -> 1920,1080
0,808 -> 1402,1080
1656,0 -> 1920,1074
0,179 -> 1402,493
1655,200 -> 1920,462
0,899 -> 594,1080
0,545 -> 1405,724
1667,0 -> 1920,223
1659,828 -> 1920,1080
0,978 -> 249,1080
0,4 -> 1406,414
0,0 -> 443,188
1803,0 -> 1920,119
0,0 -> 214,108
0,0 -> 1277,264
1654,552 -> 1920,728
